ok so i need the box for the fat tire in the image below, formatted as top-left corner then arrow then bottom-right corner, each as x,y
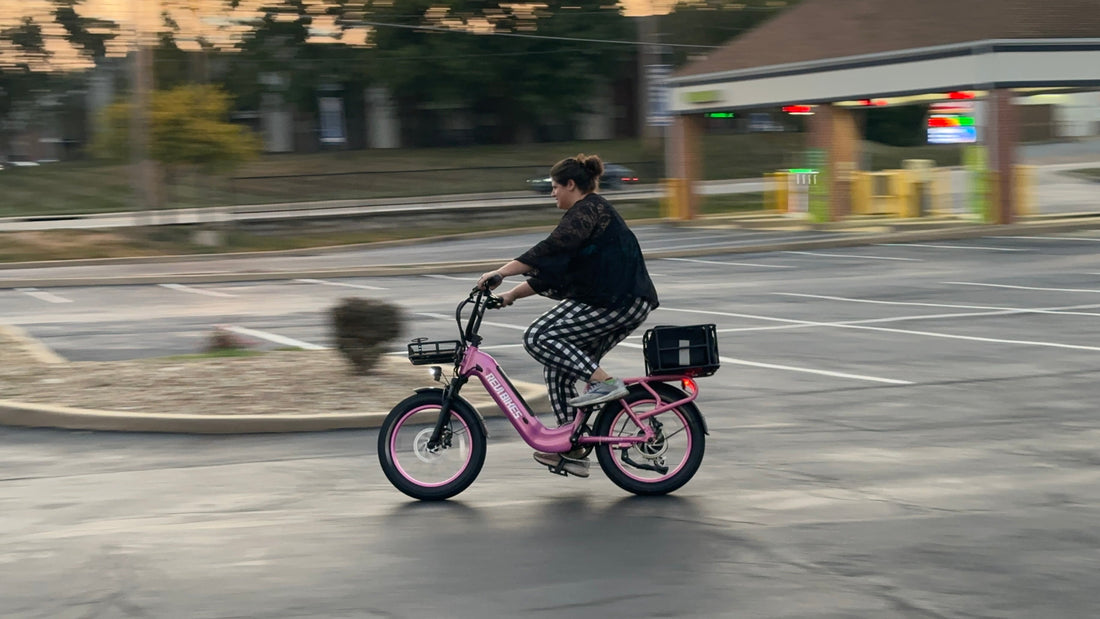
593,386 -> 705,496
378,391 -> 486,501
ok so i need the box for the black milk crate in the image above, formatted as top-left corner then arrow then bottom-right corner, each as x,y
407,338 -> 462,365
642,324 -> 720,377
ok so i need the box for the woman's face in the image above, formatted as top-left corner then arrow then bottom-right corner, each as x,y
551,178 -> 582,210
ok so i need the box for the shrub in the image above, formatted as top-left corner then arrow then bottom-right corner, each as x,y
331,297 -> 405,374
205,325 -> 258,353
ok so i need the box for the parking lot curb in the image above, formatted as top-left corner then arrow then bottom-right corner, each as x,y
0,381 -> 550,434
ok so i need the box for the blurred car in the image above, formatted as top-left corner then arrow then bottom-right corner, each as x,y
526,174 -> 552,194
2,156 -> 41,169
525,163 -> 640,194
600,164 -> 640,190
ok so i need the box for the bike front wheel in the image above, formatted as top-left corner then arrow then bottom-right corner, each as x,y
593,388 -> 705,496
378,391 -> 486,501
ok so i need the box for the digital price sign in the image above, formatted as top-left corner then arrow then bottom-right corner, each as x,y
927,114 -> 977,144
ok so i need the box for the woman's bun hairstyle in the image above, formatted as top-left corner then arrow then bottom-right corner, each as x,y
577,153 -> 604,180
551,153 -> 604,193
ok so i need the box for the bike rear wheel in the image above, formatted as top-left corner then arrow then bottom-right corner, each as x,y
378,392 -> 486,501
593,388 -> 705,496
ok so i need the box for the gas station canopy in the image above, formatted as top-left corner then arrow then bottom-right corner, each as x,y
667,0 -> 1100,113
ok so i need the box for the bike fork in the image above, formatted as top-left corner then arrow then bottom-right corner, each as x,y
428,376 -> 467,449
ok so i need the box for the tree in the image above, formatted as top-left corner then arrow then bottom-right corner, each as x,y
361,0 -> 633,145
0,2 -> 119,159
93,84 -> 260,188
662,0 -> 802,66
51,0 -> 118,63
0,17 -> 51,157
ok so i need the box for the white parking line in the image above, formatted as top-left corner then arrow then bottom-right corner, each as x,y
944,281 -> 1100,294
1001,235 -> 1100,242
660,306 -> 1100,353
876,243 -> 1028,252
422,275 -> 470,282
716,299 -> 1100,335
662,258 -> 794,269
160,283 -> 236,298
615,341 -> 911,385
416,312 -> 527,331
784,251 -> 922,262
15,288 -> 73,303
295,278 -> 388,290
417,309 -> 910,385
643,233 -> 739,245
221,325 -> 326,350
775,293 -> 1100,317
654,233 -> 842,252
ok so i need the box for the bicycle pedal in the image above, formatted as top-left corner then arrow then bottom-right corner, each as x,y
545,464 -> 570,477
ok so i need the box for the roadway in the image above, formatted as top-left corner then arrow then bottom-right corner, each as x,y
2,229 -> 1100,616
0,155 -> 1096,233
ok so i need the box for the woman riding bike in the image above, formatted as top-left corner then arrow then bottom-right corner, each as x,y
477,153 -> 659,478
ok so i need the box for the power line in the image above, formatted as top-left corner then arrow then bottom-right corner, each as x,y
348,19 -> 719,49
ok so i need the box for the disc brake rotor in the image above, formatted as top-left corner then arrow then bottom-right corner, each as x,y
413,428 -> 445,464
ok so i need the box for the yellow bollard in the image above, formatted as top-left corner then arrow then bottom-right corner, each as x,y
1015,165 -> 1036,217
661,179 -> 677,219
766,172 -> 790,212
662,178 -> 692,220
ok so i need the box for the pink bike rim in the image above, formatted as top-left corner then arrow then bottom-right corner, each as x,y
610,405 -> 691,483
390,404 -> 472,488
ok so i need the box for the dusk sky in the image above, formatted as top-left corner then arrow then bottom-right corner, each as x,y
1,0 -> 687,71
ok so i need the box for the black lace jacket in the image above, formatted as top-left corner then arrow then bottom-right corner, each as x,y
516,193 -> 659,309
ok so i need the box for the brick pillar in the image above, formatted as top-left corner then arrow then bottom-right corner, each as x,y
808,104 -> 861,221
988,88 -> 1017,224
668,114 -> 703,219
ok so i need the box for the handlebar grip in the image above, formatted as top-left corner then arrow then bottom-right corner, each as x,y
486,273 -> 503,288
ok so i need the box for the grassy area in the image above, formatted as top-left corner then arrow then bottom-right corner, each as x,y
1070,168 -> 1100,181
0,133 -> 960,218
0,193 -> 766,263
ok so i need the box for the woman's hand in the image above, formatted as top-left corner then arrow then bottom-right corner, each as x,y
477,271 -> 502,290
499,290 -> 516,307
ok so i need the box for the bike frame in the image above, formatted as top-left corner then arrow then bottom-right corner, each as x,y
454,345 -> 698,453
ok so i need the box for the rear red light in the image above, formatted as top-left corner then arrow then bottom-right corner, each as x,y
681,378 -> 697,395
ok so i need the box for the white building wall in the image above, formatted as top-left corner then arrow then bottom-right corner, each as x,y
366,86 -> 400,149
578,86 -> 614,140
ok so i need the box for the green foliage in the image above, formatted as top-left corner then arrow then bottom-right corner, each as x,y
92,84 -> 261,173
51,0 -> 118,62
331,298 -> 405,375
363,0 -> 632,144
662,0 -> 801,66
151,85 -> 260,170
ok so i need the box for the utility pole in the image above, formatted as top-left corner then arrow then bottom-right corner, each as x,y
637,13 -> 661,151
130,0 -> 157,222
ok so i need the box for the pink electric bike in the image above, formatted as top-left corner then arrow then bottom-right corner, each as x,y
378,279 -> 720,501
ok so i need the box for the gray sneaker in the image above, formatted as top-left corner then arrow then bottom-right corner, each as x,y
533,449 -> 590,477
567,377 -> 628,407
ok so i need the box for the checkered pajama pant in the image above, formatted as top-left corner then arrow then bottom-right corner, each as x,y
523,296 -> 652,425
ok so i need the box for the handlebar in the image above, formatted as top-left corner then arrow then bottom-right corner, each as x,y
456,282 -> 504,346
483,273 -> 503,290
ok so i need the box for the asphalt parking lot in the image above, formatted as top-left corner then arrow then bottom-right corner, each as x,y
2,228 -> 1100,617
